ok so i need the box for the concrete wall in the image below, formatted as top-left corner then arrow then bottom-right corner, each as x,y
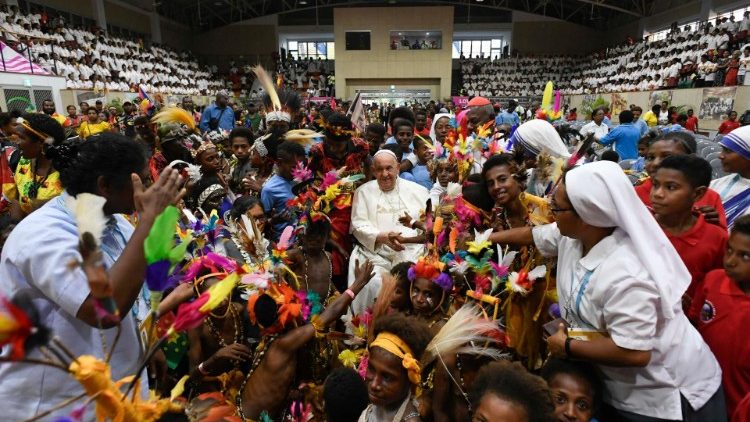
565,86 -> 750,132
334,6 -> 454,100
103,1 -> 150,35
190,17 -> 279,68
643,1 -> 702,33
510,11 -> 605,55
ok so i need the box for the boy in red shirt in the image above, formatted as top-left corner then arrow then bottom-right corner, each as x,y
651,154 -> 728,309
691,214 -> 750,419
637,131 -> 727,228
685,108 -> 699,133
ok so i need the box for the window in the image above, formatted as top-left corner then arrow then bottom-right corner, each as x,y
453,38 -> 506,59
287,40 -> 334,59
389,30 -> 442,50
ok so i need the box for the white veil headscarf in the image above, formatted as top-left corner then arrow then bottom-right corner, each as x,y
511,119 -> 570,159
429,113 -> 453,143
565,161 -> 690,319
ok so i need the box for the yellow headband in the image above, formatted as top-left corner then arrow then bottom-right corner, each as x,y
370,332 -> 421,387
19,119 -> 51,142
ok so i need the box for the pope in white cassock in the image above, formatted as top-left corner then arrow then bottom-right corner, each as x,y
348,149 -> 429,314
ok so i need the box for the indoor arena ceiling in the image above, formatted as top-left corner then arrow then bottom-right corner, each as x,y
153,0 -> 664,31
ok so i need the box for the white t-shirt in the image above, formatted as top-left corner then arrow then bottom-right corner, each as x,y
532,224 -> 722,420
0,194 -> 148,421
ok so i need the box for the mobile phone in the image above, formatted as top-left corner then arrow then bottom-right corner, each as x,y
543,317 -> 566,336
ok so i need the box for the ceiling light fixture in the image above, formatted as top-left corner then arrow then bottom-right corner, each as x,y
299,0 -> 308,4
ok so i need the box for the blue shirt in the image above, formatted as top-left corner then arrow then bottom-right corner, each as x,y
261,174 -> 295,241
599,123 -> 642,160
495,111 -> 520,127
199,103 -> 235,132
401,163 -> 432,190
634,119 -> 649,136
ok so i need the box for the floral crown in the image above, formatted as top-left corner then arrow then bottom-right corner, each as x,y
319,117 -> 357,138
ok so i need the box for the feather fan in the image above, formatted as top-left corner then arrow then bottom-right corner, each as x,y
151,107 -> 196,131
252,65 -> 281,111
283,129 -> 323,147
65,193 -> 108,247
421,305 -> 507,368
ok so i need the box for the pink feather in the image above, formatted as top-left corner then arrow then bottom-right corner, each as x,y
278,226 -> 294,250
553,90 -> 561,114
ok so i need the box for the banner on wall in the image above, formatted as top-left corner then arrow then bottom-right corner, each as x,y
649,90 -> 673,107
75,90 -> 106,107
699,87 -> 736,120
452,96 -> 469,108
308,96 -> 334,105
610,93 -> 628,116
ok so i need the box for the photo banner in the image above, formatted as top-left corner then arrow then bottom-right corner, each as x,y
699,87 -> 736,121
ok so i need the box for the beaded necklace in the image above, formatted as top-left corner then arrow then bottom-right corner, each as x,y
205,302 -> 244,349
236,335 -> 279,421
303,251 -> 333,302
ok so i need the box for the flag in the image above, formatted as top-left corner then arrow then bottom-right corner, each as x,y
0,42 -> 48,74
138,85 -> 152,114
347,92 -> 367,134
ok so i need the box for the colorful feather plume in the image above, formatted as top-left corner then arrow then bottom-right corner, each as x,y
420,305 -> 507,368
252,65 -> 281,111
151,107 -> 196,131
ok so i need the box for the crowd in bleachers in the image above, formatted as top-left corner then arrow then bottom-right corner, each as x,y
277,56 -> 335,97
0,4 -> 226,96
461,12 -> 750,97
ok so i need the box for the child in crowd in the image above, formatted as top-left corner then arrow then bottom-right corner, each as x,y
429,157 -> 460,206
400,135 -> 434,189
600,150 -> 620,162
227,127 -> 254,194
392,118 -> 416,170
637,131 -> 727,228
408,259 -> 451,334
361,314 -> 431,421
365,123 -> 386,156
651,155 -> 728,309
541,358 -> 603,422
323,368 -> 369,422
691,214 -> 750,418
388,261 -> 414,314
287,218 -> 335,301
261,141 -> 306,241
469,360 -> 555,422
414,109 -> 430,137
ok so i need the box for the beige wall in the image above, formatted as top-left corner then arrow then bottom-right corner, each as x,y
189,23 -> 278,68
566,86 -> 750,132
103,1 -> 150,35
334,6 -> 453,100
511,18 -> 605,55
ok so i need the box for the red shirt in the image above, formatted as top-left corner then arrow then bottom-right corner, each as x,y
415,127 -> 430,137
685,116 -> 699,132
635,178 -> 728,228
662,214 -> 727,301
719,120 -> 741,135
733,393 -> 750,422
692,270 -> 750,417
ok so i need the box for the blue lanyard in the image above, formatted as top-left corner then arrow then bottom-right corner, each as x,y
569,270 -> 597,330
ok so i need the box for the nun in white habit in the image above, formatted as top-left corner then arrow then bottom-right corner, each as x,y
490,161 -> 725,421
348,149 -> 429,315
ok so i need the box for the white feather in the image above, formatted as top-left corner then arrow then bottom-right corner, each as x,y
497,245 -> 518,268
473,228 -> 493,245
445,182 -> 462,199
449,260 -> 470,276
421,305 -> 506,368
65,193 -> 107,246
528,265 -> 547,280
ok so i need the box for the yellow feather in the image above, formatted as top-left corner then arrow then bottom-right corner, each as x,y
151,107 -> 196,131
283,129 -> 323,148
252,65 -> 281,111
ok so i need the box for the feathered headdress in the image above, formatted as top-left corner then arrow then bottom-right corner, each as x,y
253,65 -> 301,122
535,81 -> 563,122
151,107 -> 196,132
408,255 -> 453,292
420,305 -> 507,369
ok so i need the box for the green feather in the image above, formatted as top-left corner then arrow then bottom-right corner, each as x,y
144,206 -> 180,264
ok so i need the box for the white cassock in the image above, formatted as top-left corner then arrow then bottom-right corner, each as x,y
348,178 -> 429,314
